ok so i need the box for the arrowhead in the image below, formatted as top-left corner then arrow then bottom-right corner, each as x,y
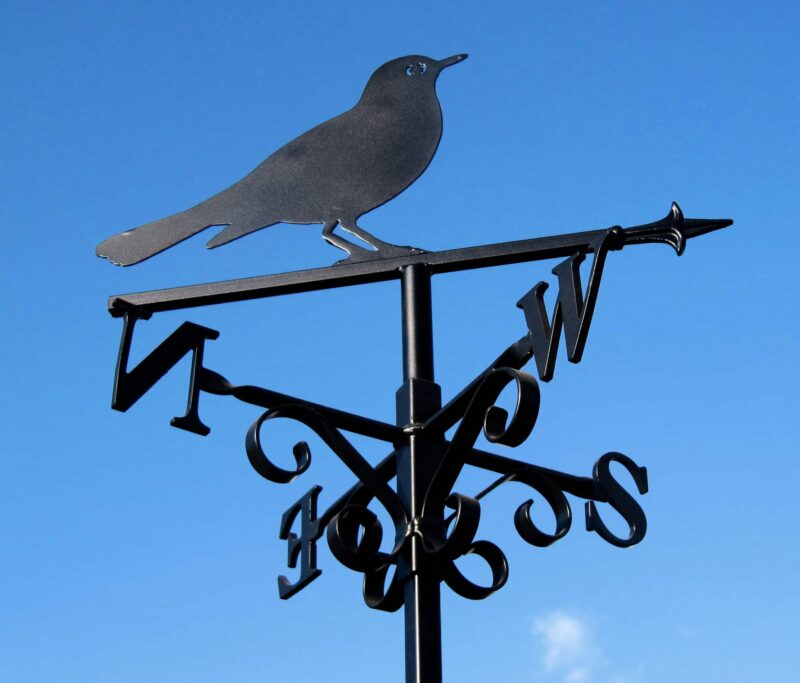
619,203 -> 733,255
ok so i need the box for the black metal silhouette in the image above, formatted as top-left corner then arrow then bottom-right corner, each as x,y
103,204 -> 731,683
106,201 -> 729,314
95,54 -> 467,266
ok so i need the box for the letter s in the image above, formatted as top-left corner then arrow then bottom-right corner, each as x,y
585,452 -> 648,548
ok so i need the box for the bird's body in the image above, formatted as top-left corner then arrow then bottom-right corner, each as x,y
96,54 -> 467,266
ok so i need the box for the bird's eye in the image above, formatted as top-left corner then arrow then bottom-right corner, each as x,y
405,64 -> 417,77
418,62 -> 427,74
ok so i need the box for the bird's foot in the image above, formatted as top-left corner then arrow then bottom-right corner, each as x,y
335,245 -> 427,266
378,244 -> 428,258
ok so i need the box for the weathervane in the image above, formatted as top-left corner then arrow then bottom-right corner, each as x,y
97,54 -> 732,683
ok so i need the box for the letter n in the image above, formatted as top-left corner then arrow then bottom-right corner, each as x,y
112,308 -> 219,435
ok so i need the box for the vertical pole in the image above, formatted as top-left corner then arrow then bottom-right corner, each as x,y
396,264 -> 443,683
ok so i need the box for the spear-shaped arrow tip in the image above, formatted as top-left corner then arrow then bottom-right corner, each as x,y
676,198 -> 734,242
620,202 -> 733,255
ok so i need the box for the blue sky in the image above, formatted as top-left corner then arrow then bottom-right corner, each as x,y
1,2 -> 798,681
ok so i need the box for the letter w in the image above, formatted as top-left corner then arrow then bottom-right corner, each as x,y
516,240 -> 612,382
112,310 -> 219,435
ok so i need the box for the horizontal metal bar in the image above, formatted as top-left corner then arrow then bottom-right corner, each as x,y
462,448 -> 598,500
108,228 -> 610,315
316,442 -> 600,535
201,368 -> 403,444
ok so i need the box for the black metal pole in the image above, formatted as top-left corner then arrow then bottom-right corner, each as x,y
397,264 -> 444,683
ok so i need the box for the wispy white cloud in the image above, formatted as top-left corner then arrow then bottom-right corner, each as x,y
530,610 -> 609,683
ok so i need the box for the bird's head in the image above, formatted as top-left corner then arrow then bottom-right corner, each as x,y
361,54 -> 468,103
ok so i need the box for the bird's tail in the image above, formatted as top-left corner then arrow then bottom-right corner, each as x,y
96,207 -> 223,267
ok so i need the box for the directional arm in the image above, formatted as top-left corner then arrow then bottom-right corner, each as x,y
200,367 -> 403,444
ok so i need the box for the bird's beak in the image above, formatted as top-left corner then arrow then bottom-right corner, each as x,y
438,54 -> 468,70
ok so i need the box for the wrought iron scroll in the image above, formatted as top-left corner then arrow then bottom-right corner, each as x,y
245,403 -> 411,608
230,363 -> 650,608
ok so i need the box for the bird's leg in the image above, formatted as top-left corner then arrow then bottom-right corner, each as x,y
337,219 -> 426,260
321,220 -> 373,258
337,220 -> 393,251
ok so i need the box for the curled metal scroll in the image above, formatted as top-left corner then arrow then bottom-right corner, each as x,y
437,493 -> 481,559
330,482 -> 407,612
413,368 -> 540,600
325,502 -> 407,612
443,540 -> 509,600
246,404 -> 411,611
243,371 -> 647,609
326,505 -> 384,572
436,494 -> 509,599
246,411 -> 311,484
505,469 -> 572,547
424,367 -> 541,518
245,404 -> 406,527
363,558 -> 405,612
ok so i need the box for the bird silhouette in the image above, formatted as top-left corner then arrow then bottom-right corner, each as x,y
96,54 -> 468,266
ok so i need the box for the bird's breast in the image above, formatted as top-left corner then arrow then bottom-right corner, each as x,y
341,100 -> 443,204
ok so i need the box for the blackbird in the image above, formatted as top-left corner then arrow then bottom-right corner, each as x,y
96,53 -> 468,266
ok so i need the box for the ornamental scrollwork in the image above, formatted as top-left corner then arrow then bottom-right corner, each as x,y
242,366 -> 648,609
